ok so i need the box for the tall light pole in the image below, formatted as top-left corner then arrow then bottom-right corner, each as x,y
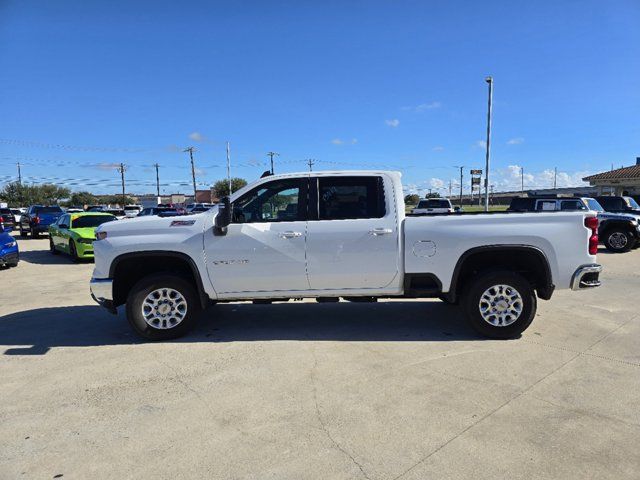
16,162 -> 22,185
521,166 -> 524,194
454,165 -> 464,208
226,142 -> 232,195
117,163 -> 126,207
153,163 -> 160,198
267,151 -> 279,175
484,76 -> 493,212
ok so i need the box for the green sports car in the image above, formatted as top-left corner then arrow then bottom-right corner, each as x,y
49,212 -> 117,260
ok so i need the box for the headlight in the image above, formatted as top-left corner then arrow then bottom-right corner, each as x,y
3,241 -> 16,248
78,238 -> 93,244
95,231 -> 108,240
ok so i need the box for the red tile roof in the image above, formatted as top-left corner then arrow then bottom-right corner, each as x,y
583,165 -> 640,182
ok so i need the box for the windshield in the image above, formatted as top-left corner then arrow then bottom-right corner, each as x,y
586,199 -> 604,212
625,197 -> 640,209
418,199 -> 450,208
72,215 -> 117,228
35,206 -> 63,214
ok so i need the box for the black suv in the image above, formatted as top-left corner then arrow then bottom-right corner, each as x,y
594,196 -> 640,215
508,196 -> 640,253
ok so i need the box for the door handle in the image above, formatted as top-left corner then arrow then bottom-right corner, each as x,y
369,228 -> 393,236
279,231 -> 303,239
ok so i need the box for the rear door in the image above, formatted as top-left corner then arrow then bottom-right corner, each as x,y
306,174 -> 400,290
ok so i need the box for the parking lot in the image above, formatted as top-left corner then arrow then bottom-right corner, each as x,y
1,235 -> 639,479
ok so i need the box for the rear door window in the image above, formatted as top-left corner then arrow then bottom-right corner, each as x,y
317,176 -> 385,220
536,200 -> 558,211
560,200 -> 586,210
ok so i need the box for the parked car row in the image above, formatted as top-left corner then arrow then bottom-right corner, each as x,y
508,196 -> 640,253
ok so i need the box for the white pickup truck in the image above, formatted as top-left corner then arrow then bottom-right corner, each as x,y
90,171 -> 603,340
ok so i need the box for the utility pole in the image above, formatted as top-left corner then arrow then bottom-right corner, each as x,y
16,162 -> 22,185
183,147 -> 198,200
153,163 -> 160,198
490,184 -> 495,205
454,165 -> 464,208
226,142 -> 232,195
448,179 -> 452,198
521,167 -> 524,193
307,159 -> 315,171
484,76 -> 493,212
267,151 -> 279,175
553,167 -> 557,189
117,163 -> 126,207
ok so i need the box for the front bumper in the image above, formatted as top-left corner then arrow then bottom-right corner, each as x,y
0,250 -> 19,266
90,277 -> 116,314
76,241 -> 95,258
571,264 -> 603,290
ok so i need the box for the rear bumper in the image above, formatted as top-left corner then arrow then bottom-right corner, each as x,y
90,277 -> 116,314
571,264 -> 603,290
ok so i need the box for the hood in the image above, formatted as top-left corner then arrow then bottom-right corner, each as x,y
598,211 -> 639,224
72,227 -> 100,238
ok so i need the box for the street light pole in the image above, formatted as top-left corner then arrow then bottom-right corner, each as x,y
454,165 -> 464,208
267,151 -> 279,175
484,76 -> 493,212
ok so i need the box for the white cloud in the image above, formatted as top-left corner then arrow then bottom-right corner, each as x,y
495,165 -> 591,191
94,162 -> 121,171
507,137 -> 524,145
194,168 -> 206,176
432,146 -> 445,152
385,119 -> 400,128
402,101 -> 441,112
331,138 -> 358,146
189,131 -> 206,142
474,140 -> 487,149
429,178 -> 445,189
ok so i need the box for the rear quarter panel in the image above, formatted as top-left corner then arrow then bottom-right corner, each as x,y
403,212 -> 596,291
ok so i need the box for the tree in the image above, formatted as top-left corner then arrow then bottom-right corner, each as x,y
213,178 -> 248,198
0,181 -> 70,206
69,191 -> 97,207
404,194 -> 420,205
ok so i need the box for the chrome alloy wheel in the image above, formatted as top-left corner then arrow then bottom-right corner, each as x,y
142,288 -> 188,329
478,284 -> 523,327
609,232 -> 628,249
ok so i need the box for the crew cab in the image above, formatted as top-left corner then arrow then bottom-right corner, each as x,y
90,171 -> 602,340
508,196 -> 640,252
19,205 -> 64,237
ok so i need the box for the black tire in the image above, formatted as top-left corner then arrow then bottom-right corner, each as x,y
603,229 -> 633,253
462,270 -> 536,339
126,274 -> 201,340
69,240 -> 79,262
20,225 -> 28,237
50,238 -> 59,255
31,227 -> 39,238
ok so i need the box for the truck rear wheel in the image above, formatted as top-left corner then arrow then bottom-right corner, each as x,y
126,274 -> 201,340
462,270 -> 536,339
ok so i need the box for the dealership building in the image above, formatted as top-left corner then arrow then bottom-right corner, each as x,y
583,158 -> 640,196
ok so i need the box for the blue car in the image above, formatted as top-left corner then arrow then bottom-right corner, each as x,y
0,231 -> 19,267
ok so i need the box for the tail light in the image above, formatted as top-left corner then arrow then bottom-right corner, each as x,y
33,216 -> 40,224
585,216 -> 598,255
0,216 -> 3,223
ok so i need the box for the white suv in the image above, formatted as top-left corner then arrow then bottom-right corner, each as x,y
411,198 -> 454,214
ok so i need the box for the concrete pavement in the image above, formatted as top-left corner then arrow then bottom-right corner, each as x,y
1,236 -> 639,479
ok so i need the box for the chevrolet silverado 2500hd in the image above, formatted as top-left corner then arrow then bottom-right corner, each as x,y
90,171 -> 602,340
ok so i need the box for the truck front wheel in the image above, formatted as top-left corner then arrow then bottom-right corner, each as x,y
462,270 -> 536,339
126,274 -> 201,340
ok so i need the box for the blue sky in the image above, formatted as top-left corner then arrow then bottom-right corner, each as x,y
1,0 -> 639,196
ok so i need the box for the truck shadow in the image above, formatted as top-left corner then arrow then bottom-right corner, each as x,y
18,250 -> 92,265
0,301 -> 485,356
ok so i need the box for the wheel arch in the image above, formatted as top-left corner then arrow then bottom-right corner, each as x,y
110,251 -> 209,309
446,245 -> 554,303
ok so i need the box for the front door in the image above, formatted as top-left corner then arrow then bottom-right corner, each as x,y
306,175 -> 400,290
205,177 -> 309,295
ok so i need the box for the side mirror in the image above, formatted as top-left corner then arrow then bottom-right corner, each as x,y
214,196 -> 232,236
59,223 -> 69,229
